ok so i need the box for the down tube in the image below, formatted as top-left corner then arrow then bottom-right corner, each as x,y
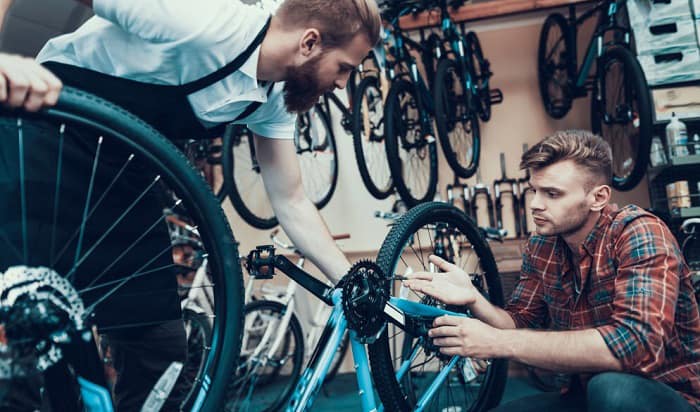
286,292 -> 347,412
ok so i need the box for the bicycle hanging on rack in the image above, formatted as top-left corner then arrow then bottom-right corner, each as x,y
221,103 -> 339,229
538,0 -> 652,191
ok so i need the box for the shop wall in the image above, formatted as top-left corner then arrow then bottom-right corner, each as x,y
227,8 -> 652,258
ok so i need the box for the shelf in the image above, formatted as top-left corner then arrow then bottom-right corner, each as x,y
398,0 -> 594,30
671,206 -> 700,219
648,154 -> 700,182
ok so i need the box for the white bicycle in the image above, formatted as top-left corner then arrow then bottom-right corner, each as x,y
226,229 -> 351,411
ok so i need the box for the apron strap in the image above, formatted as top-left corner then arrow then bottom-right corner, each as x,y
180,16 -> 272,95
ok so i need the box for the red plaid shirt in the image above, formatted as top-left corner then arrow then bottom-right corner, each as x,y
506,204 -> 700,409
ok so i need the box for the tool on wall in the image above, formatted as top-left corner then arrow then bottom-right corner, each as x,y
471,170 -> 495,229
493,152 -> 520,238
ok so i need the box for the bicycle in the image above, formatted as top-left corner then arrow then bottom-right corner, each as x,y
220,104 -> 338,229
681,218 -> 700,297
351,32 -> 396,200
432,0 -> 502,179
537,0 -> 652,191
232,202 -> 507,411
383,0 -> 502,207
0,87 -> 243,411
227,229 -> 351,411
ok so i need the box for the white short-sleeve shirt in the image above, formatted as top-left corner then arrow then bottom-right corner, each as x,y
36,0 -> 296,139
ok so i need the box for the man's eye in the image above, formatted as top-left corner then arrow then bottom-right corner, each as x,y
547,191 -> 559,198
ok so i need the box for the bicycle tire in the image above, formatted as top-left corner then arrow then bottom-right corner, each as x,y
384,79 -> 438,207
296,104 -> 339,210
591,46 -> 651,191
538,13 -> 573,119
178,308 -> 214,403
368,202 -> 507,411
434,57 -> 481,179
464,31 -> 492,122
352,76 -> 393,199
227,300 -> 304,412
222,125 -> 279,229
0,86 -> 243,412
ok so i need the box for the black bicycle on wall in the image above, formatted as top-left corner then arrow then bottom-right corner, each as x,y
538,0 -> 652,191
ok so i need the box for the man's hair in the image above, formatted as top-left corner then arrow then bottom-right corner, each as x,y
276,0 -> 381,49
520,130 -> 613,190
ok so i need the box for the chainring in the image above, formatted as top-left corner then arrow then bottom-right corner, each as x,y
341,260 -> 389,343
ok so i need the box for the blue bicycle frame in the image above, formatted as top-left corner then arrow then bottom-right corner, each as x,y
285,288 -> 468,412
568,0 -> 632,93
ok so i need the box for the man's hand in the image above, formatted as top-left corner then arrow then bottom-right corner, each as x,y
402,255 -> 478,305
429,315 -> 503,358
0,54 -> 62,111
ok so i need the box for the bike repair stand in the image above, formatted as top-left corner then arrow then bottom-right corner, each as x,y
446,176 -> 472,218
516,144 -> 533,238
471,170 -> 496,229
493,153 -> 521,238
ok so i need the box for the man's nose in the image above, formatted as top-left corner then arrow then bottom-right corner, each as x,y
335,73 -> 350,90
530,191 -> 544,211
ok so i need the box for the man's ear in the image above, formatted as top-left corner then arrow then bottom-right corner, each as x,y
589,184 -> 611,212
298,28 -> 321,57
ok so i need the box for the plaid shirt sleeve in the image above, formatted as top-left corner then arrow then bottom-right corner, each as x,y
595,215 -> 685,374
506,238 -> 549,329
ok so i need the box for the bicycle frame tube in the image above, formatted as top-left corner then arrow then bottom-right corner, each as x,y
573,0 -> 627,89
286,290 -> 362,411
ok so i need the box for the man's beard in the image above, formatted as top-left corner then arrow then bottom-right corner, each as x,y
538,201 -> 590,237
283,54 -> 327,114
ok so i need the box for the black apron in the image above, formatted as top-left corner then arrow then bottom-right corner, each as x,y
0,17 -> 272,329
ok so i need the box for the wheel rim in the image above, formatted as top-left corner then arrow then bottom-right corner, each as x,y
394,87 -> 433,202
359,82 -> 392,194
227,302 -> 302,411
598,57 -> 642,184
229,127 -> 277,226
439,65 -> 478,175
296,107 -> 337,208
372,205 -> 505,411
540,19 -> 571,117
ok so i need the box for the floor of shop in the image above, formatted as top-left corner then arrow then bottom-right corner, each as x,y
313,372 -> 545,410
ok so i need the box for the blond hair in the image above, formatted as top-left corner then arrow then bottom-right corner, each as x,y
520,130 -> 612,189
276,0 -> 381,48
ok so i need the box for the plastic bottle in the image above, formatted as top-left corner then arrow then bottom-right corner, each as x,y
666,112 -> 689,158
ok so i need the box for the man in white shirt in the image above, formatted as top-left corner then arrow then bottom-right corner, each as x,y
0,0 -> 380,410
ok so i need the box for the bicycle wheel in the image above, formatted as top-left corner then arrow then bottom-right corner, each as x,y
434,58 -> 481,179
227,300 -> 304,412
385,79 -> 438,207
222,124 -> 278,229
464,31 -> 492,122
368,202 -> 507,411
538,13 -> 573,119
591,46 -> 652,191
176,308 -> 213,402
296,105 -> 339,210
0,87 -> 242,411
352,76 -> 393,199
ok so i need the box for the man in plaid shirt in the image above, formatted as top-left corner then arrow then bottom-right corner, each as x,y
405,130 -> 700,411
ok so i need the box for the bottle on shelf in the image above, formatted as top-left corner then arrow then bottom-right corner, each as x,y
666,112 -> 689,158
693,134 -> 700,156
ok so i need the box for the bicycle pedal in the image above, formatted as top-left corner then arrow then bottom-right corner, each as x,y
245,246 -> 276,279
489,89 -> 503,105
